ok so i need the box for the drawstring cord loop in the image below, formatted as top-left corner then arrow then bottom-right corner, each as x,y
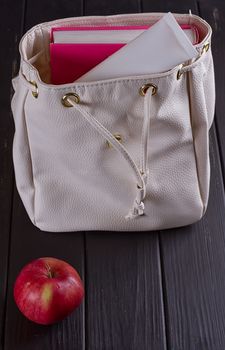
66,84 -> 154,220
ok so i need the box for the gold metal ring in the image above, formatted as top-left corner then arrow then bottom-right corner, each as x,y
62,92 -> 80,107
139,83 -> 157,96
201,42 -> 210,55
106,133 -> 122,148
30,81 -> 38,98
176,62 -> 186,80
177,69 -> 184,80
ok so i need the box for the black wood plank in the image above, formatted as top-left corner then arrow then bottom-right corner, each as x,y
4,1 -> 86,350
142,0 -> 196,13
25,0 -> 82,28
197,0 -> 225,183
159,126 -> 225,350
0,1 -> 25,350
85,233 -> 167,350
84,0 -> 140,15
141,0 -> 225,348
84,2 -> 167,350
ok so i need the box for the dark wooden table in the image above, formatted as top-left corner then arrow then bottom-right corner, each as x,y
1,0 -> 225,349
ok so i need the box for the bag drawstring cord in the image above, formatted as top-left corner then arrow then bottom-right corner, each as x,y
67,85 -> 154,220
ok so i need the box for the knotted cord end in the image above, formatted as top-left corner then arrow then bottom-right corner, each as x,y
125,200 -> 145,220
125,175 -> 148,220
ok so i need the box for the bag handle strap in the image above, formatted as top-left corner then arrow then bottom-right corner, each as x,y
65,85 -> 155,220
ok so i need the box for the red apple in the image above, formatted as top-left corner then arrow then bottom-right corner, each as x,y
14,257 -> 84,325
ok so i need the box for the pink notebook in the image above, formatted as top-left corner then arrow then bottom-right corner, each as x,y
50,24 -> 199,84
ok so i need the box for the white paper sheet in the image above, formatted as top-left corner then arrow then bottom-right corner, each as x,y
76,12 -> 199,82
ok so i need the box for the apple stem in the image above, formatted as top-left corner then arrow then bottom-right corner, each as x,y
45,263 -> 54,278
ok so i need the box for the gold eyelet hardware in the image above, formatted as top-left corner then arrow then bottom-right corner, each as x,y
177,63 -> 185,80
176,42 -> 210,81
139,83 -> 157,96
106,133 -> 122,148
201,42 -> 210,55
30,81 -> 38,98
177,69 -> 183,80
61,92 -> 80,107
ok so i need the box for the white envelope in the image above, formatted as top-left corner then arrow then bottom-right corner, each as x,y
76,12 -> 199,82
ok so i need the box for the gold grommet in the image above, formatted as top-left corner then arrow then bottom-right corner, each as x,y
177,69 -> 183,80
205,43 -> 210,52
62,92 -> 80,107
106,133 -> 122,148
30,81 -> 38,98
139,83 -> 157,96
202,42 -> 210,55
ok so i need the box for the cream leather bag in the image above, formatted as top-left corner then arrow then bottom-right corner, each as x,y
11,12 -> 215,232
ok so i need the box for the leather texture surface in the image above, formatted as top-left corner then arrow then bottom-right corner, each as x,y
11,12 -> 216,232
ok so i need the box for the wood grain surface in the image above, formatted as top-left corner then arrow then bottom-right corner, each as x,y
0,1 -> 25,349
0,0 -> 224,349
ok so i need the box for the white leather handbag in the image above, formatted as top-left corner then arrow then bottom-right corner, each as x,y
11,12 -> 216,232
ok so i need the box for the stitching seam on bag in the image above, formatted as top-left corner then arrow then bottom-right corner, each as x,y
40,26 -> 48,64
24,89 -> 37,226
23,13 -> 209,34
19,72 -> 175,90
186,71 -> 205,217
21,44 -> 209,90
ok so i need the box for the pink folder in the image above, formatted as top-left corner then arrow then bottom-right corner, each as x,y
50,24 -> 199,84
